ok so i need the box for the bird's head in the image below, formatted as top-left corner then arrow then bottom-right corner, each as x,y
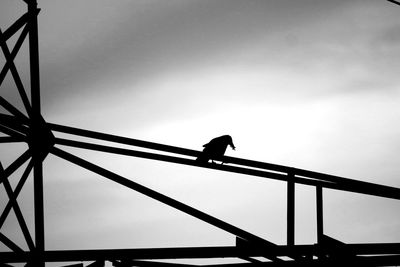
222,135 -> 236,150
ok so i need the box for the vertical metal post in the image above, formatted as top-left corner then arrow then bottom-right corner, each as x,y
287,172 -> 295,246
28,0 -> 44,266
316,186 -> 323,244
29,1 -> 41,111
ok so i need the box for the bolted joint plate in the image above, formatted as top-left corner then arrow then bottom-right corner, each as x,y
27,115 -> 55,162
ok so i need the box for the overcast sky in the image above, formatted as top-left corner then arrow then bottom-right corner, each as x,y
1,0 -> 400,265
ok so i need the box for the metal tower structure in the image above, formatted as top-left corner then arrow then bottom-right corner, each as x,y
1,0 -> 400,266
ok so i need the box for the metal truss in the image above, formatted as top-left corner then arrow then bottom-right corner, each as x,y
388,0 -> 400,6
1,0 -> 400,266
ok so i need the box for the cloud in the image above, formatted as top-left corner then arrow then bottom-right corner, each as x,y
38,0 -> 351,107
5,0 -> 400,121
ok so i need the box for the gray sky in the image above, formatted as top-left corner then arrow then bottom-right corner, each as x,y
1,0 -> 400,264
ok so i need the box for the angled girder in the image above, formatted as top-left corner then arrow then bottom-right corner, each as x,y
50,146 -> 291,262
0,163 -> 35,251
0,160 -> 34,229
388,0 -> 400,6
50,124 -> 400,200
0,232 -> 24,254
0,27 -> 32,115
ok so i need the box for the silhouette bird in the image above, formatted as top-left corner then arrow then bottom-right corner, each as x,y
196,135 -> 236,164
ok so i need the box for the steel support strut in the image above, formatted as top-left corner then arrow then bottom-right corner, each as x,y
28,0 -> 45,266
287,172 -> 295,247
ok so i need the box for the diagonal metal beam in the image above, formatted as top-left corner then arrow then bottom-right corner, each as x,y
0,114 -> 29,137
0,24 -> 30,91
0,150 -> 31,186
0,27 -> 32,116
0,232 -> 24,253
0,163 -> 35,251
0,116 -> 29,136
54,137 -> 400,200
51,146 -> 287,262
0,97 -> 29,122
49,123 -> 400,200
53,137 -> 327,187
0,136 -> 22,143
49,123 -> 200,158
0,160 -> 34,229
0,113 -> 21,121
388,0 -> 400,6
0,12 -> 30,42
0,123 -> 26,139
46,123 -> 309,176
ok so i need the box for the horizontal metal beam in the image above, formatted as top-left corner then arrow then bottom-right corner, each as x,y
0,247 -> 239,263
1,243 -> 400,263
201,255 -> 400,266
114,260 -> 196,267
